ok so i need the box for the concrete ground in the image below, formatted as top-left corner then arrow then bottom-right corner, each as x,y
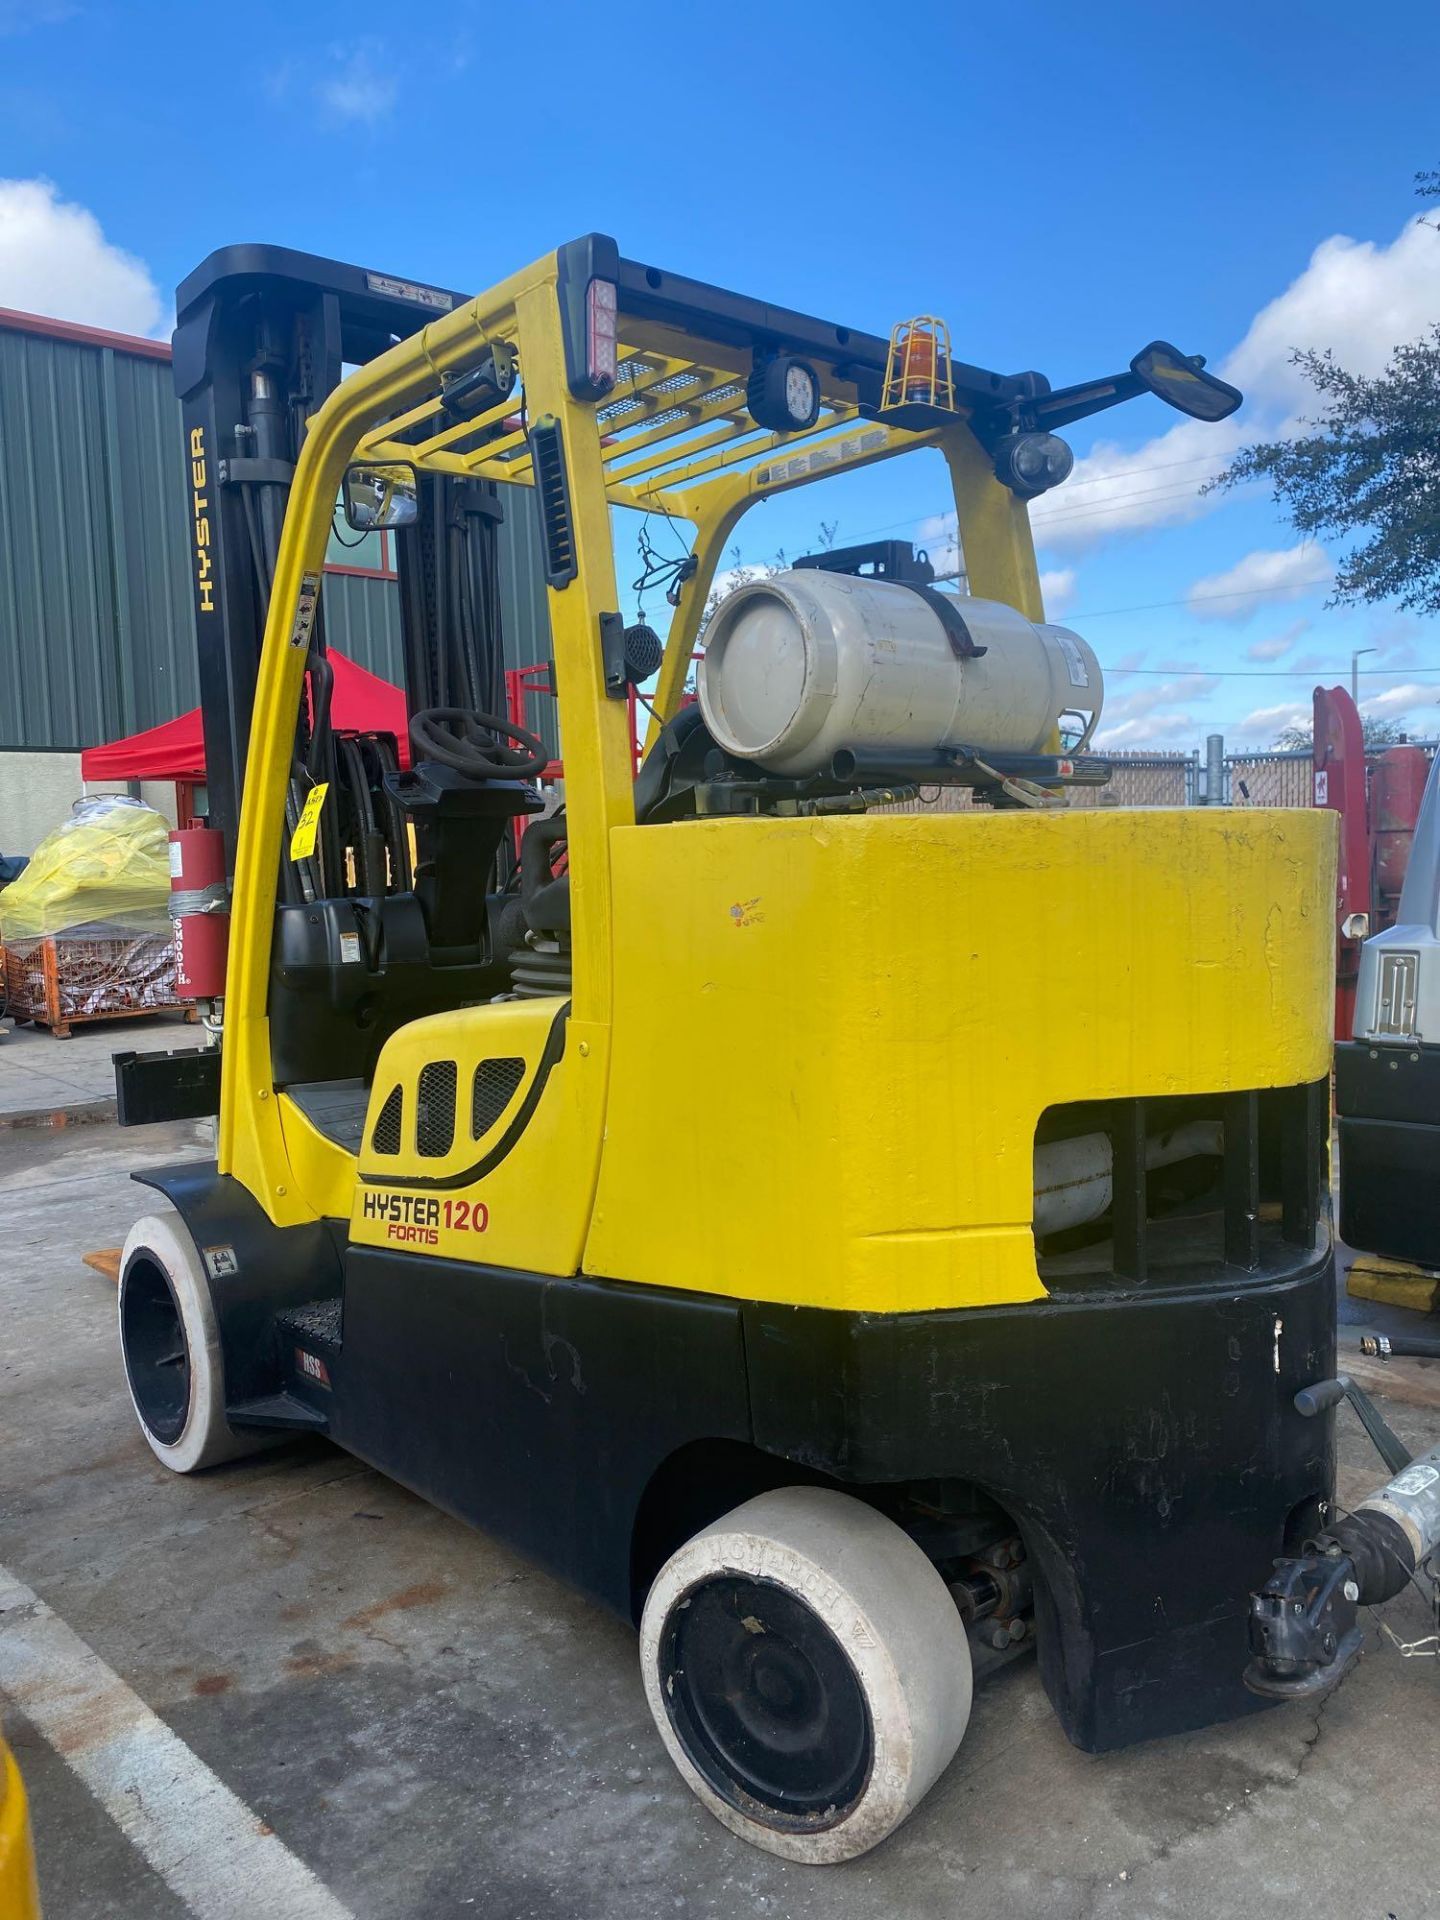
2,1118 -> 1438,1920
0,1010 -> 208,1123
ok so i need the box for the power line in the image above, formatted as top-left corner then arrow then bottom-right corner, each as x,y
1069,580 -> 1330,619
1031,477 -> 1224,530
1043,450 -> 1227,491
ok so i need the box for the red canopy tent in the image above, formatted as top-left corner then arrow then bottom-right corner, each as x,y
80,649 -> 410,782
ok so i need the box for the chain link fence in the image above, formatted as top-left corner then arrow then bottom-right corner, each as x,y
1224,752 -> 1314,809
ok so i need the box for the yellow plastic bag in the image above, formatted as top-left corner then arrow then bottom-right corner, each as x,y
0,796 -> 172,942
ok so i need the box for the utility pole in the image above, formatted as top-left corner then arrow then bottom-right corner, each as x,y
1352,646 -> 1376,704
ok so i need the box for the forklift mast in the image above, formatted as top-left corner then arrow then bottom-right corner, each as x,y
170,245 -> 474,870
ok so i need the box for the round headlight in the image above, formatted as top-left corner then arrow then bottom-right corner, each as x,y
993,431 -> 1074,500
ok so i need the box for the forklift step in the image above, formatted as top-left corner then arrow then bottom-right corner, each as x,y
282,1080 -> 370,1154
226,1392 -> 329,1433
275,1296 -> 344,1351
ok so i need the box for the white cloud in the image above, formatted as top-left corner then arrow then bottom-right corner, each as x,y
1361,681 -> 1440,718
0,178 -> 162,335
707,565 -> 752,604
1032,414 -> 1244,549
1246,618 -> 1310,662
317,42 -> 397,123
1038,566 -> 1076,616
1093,674 -> 1220,749
1234,700 -> 1311,744
1225,217 -> 1440,406
1039,212 -> 1440,550
1187,544 -> 1332,621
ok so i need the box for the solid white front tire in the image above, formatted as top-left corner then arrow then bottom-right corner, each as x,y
640,1486 -> 973,1863
118,1211 -> 270,1473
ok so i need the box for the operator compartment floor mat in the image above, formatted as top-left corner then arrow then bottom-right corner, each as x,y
284,1079 -> 371,1155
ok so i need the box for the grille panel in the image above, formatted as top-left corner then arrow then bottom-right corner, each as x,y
416,1061 -> 458,1158
649,370 -> 704,396
1376,951 -> 1419,1038
472,1057 -> 526,1139
371,1085 -> 403,1156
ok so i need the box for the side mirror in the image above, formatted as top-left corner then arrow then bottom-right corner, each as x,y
342,461 -> 420,531
1130,342 -> 1242,423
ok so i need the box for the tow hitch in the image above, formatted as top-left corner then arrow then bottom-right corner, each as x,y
1246,1372 -> 1440,1699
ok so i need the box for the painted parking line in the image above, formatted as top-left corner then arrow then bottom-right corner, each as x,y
0,1565 -> 354,1920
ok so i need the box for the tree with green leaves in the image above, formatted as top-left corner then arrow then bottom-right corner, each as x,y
1273,714 -> 1410,753
1210,170 -> 1440,618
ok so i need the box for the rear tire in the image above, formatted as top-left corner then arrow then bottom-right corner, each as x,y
118,1212 -> 271,1473
640,1486 -> 972,1862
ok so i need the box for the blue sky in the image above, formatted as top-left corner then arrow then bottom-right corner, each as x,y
3,0 -> 1439,750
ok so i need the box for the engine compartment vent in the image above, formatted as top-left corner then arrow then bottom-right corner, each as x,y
416,1061 -> 458,1158
371,1085 -> 404,1157
1032,1082 -> 1328,1292
472,1057 -> 526,1139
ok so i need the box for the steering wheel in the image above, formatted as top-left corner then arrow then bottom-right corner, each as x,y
410,707 -> 549,781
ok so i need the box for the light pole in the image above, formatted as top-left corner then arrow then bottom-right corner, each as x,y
1352,646 -> 1377,704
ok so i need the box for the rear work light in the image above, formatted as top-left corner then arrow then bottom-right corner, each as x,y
586,279 -> 618,395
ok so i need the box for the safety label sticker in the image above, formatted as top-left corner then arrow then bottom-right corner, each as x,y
1393,1464 -> 1440,1498
365,271 -> 454,311
288,571 -> 321,650
203,1245 -> 239,1280
1054,631 -> 1089,689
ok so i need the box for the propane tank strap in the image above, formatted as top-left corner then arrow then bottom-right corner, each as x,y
906,583 -> 988,660
168,881 -> 231,919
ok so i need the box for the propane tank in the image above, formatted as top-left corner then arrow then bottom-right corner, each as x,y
1373,743 -> 1429,904
168,826 -> 229,1001
697,571 -> 1101,777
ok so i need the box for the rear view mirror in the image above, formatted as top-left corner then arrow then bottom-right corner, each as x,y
1130,343 -> 1242,423
342,461 -> 419,531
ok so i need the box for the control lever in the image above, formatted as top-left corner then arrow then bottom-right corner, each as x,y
1294,1373 -> 1412,1476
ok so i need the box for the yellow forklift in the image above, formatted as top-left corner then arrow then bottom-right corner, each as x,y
116,236 -> 1345,1861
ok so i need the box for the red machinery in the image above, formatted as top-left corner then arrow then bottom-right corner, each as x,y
1313,686 -> 1429,1038
167,825 -> 229,1001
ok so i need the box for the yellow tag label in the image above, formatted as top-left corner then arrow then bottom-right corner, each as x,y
289,782 -> 329,861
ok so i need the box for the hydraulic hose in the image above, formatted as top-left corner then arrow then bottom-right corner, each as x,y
1360,1331 -> 1440,1362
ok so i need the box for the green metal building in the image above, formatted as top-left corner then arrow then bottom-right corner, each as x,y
0,304 -> 551,756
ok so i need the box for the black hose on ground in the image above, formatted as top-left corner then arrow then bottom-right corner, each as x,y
1360,1331 -> 1440,1361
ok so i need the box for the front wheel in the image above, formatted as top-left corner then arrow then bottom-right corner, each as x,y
639,1486 -> 973,1863
118,1212 -> 275,1473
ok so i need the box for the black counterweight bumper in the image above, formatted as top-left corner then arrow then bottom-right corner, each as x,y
744,1251 -> 1337,1753
1336,1040 -> 1440,1268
